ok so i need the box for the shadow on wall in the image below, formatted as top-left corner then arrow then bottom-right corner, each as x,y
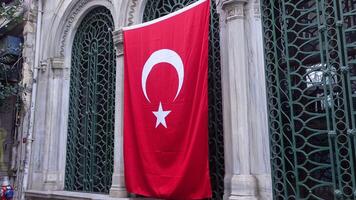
0,98 -> 16,180
0,128 -> 8,172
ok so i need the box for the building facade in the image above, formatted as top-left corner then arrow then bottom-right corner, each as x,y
1,0 -> 354,199
11,0 -> 272,199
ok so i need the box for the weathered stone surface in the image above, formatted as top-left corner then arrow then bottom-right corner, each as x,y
17,0 -> 273,199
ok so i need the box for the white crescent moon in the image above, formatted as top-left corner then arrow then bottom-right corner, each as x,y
142,49 -> 184,102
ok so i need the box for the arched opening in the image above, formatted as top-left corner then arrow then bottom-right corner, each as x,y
262,0 -> 356,199
142,1 -> 225,199
64,6 -> 116,194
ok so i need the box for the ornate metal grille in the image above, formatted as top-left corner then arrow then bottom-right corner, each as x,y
262,0 -> 356,199
64,7 -> 115,193
143,1 -> 224,199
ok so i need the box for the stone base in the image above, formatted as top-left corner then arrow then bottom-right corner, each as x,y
229,175 -> 258,200
109,174 -> 127,197
255,174 -> 273,199
229,197 -> 258,200
109,186 -> 127,198
26,190 -> 128,200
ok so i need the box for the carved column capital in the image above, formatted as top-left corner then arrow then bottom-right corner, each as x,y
49,57 -> 68,79
222,0 -> 247,21
49,57 -> 65,69
113,28 -> 124,57
254,4 -> 261,18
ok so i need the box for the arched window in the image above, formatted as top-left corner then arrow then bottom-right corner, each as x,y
262,0 -> 356,199
143,1 -> 225,199
64,7 -> 115,194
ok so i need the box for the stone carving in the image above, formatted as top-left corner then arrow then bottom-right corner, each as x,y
127,0 -> 138,26
60,0 -> 113,56
113,29 -> 124,57
50,57 -> 65,69
60,0 -> 89,56
222,0 -> 247,20
49,57 -> 66,78
253,3 -> 260,17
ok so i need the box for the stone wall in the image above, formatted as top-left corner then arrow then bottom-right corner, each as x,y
13,0 -> 37,198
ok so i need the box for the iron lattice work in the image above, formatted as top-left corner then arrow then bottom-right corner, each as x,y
65,7 -> 115,193
143,1 -> 225,199
262,0 -> 356,199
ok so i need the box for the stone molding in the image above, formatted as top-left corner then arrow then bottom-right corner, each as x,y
60,0 -> 89,56
36,57 -> 65,72
222,0 -> 247,20
113,29 -> 124,57
49,57 -> 67,79
253,4 -> 260,17
230,175 -> 258,199
127,0 -> 138,26
50,57 -> 65,69
59,0 -> 113,56
26,190 -> 128,200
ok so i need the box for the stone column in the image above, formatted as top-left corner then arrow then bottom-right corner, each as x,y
221,0 -> 258,199
42,57 -> 67,190
109,28 -> 127,197
245,0 -> 272,199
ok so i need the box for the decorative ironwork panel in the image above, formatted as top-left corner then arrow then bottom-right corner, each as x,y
262,0 -> 356,199
65,7 -> 115,194
341,0 -> 356,198
143,1 -> 225,199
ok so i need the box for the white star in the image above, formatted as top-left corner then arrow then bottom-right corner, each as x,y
152,102 -> 171,128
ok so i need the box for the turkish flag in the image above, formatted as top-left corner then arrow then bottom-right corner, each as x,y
123,0 -> 211,199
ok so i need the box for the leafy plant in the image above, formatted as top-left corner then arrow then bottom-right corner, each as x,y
0,0 -> 23,28
0,0 -> 23,107
0,61 -> 22,106
0,81 -> 18,101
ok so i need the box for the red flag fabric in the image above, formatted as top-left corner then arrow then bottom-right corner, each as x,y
123,0 -> 211,199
